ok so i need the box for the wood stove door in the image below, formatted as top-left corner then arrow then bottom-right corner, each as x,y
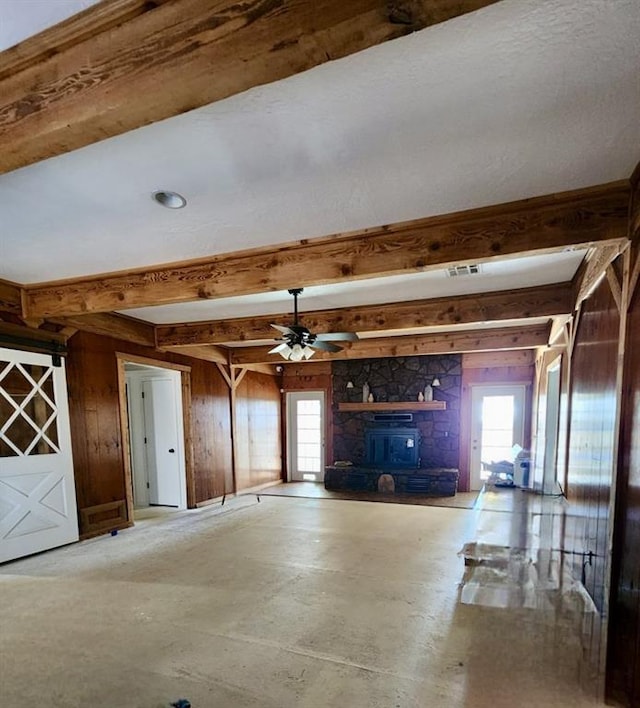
286,391 -> 325,482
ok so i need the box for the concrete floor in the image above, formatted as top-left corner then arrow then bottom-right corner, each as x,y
0,490 -> 602,707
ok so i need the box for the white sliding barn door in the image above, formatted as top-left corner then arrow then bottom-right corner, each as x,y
0,348 -> 79,563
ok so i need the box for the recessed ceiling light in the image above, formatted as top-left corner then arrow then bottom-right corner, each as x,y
152,190 -> 186,209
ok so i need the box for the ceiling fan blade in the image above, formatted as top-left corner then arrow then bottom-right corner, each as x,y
314,332 -> 359,342
310,340 -> 342,353
271,324 -> 294,335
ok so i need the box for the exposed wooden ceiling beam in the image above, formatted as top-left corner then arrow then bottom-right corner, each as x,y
572,241 -> 628,307
0,279 -> 23,315
229,322 -> 552,364
0,320 -> 68,356
0,0 -> 499,175
47,312 -> 229,363
162,344 -> 228,365
22,182 -> 630,319
157,282 -> 573,347
48,313 -> 156,347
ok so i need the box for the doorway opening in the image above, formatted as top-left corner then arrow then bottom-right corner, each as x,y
469,385 -> 526,491
286,391 -> 325,482
542,358 -> 562,495
116,355 -> 193,522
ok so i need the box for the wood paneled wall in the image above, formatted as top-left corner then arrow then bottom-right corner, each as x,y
65,331 -> 232,535
606,171 -> 640,706
190,359 -> 233,502
234,370 -> 282,491
565,278 -> 619,617
607,275 -> 640,706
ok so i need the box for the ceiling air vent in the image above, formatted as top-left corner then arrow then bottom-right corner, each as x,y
446,264 -> 482,277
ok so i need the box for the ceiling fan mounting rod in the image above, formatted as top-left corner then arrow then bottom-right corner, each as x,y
288,287 -> 303,325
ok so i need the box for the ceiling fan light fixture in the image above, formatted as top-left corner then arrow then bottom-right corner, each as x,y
289,344 -> 305,362
269,288 -> 358,361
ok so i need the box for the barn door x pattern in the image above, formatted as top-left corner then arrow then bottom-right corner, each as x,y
0,349 -> 78,563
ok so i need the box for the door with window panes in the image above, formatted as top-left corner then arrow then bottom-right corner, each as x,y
469,384 -> 526,491
287,391 -> 325,482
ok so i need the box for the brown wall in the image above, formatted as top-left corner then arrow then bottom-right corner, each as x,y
190,358 -> 234,502
66,331 -> 233,535
607,278 -> 640,706
564,278 -> 619,614
235,370 -> 282,490
606,172 -> 640,706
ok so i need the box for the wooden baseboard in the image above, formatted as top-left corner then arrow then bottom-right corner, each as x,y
79,500 -> 128,537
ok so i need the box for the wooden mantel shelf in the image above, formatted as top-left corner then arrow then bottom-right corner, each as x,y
338,401 -> 446,412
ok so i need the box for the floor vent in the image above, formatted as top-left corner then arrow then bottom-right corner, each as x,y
446,264 -> 481,277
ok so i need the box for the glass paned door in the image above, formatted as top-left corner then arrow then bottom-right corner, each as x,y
287,392 -> 325,482
470,385 -> 526,490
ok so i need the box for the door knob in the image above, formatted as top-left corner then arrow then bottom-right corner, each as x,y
168,448 -> 175,453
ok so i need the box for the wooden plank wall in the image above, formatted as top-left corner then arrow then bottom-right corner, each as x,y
607,274 -> 640,706
606,172 -> 640,706
459,351 -> 535,492
234,370 -> 282,491
190,358 -> 233,502
563,276 -> 620,691
65,331 -> 232,535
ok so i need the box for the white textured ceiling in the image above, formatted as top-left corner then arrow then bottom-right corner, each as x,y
1,0 -> 639,292
0,0 -> 100,52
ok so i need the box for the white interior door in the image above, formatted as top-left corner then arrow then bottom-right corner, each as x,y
469,385 -> 526,491
0,348 -> 79,563
142,377 -> 184,507
287,391 -> 325,482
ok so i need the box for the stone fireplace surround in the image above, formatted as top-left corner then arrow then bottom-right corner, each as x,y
332,354 -> 462,470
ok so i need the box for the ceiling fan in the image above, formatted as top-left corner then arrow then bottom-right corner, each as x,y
269,288 -> 359,361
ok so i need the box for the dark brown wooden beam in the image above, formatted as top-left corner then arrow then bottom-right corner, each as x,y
48,312 -> 230,362
161,344 -> 229,364
48,313 -> 156,347
0,320 -> 68,356
0,279 -> 23,315
0,0 -> 499,175
157,282 -> 573,347
22,182 -> 630,319
229,322 -> 552,364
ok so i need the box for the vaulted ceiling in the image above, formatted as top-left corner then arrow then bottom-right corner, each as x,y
1,0 -> 639,365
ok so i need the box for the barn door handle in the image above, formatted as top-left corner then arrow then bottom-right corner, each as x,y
168,448 -> 175,453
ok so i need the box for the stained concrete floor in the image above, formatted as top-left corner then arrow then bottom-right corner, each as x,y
0,491 -> 603,707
